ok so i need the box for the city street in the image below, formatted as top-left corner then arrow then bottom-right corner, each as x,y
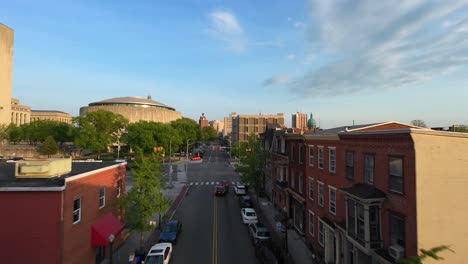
170,146 -> 258,264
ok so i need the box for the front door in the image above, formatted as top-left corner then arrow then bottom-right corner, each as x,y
95,246 -> 106,264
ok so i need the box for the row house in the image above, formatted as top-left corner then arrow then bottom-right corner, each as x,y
303,122 -> 468,264
0,158 -> 127,264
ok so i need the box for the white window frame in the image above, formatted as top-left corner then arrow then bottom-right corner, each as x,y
318,219 -> 324,246
329,186 -> 337,215
308,177 -> 314,201
329,147 -> 336,173
318,181 -> 324,207
365,154 -> 375,185
99,187 -> 106,209
309,210 -> 315,237
318,146 -> 324,169
73,197 -> 81,224
308,145 -> 314,167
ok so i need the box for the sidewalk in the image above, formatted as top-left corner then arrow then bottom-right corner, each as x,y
111,162 -> 190,264
252,193 -> 316,264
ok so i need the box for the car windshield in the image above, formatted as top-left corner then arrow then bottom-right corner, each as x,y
258,231 -> 270,237
216,186 -> 225,191
246,212 -> 256,217
144,255 -> 164,264
162,224 -> 177,233
237,186 -> 245,189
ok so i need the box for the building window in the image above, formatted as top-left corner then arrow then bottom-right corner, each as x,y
364,154 -> 375,184
389,213 -> 405,246
244,118 -> 248,125
298,172 -> 304,194
291,170 -> 295,189
318,182 -> 324,207
73,198 -> 81,224
345,151 -> 354,180
291,145 -> 295,162
117,179 -> 122,198
357,203 -> 365,240
299,146 -> 304,164
308,145 -> 314,167
318,146 -> 324,169
308,177 -> 314,201
329,147 -> 336,173
318,220 -> 324,246
281,138 -> 285,153
329,186 -> 336,215
389,157 -> 404,193
309,211 -> 315,237
99,187 -> 106,209
244,126 -> 248,133
255,127 -> 258,133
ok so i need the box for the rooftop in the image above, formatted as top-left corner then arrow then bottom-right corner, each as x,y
0,161 -> 123,189
88,96 -> 175,111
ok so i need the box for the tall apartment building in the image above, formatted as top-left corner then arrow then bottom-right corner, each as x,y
232,113 -> 284,143
292,112 -> 308,130
209,120 -> 224,134
199,113 -> 208,128
223,112 -> 237,137
0,23 -> 14,125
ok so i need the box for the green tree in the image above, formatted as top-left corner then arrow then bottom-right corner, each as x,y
22,120 -> 74,145
6,124 -> 23,144
398,245 -> 454,264
125,121 -> 158,154
201,126 -> 218,142
453,125 -> 468,132
0,124 -> 8,143
119,149 -> 167,248
40,136 -> 59,157
234,133 -> 269,191
74,110 -> 128,159
170,118 -> 201,147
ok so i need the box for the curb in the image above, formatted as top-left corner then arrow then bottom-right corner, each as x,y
169,184 -> 190,220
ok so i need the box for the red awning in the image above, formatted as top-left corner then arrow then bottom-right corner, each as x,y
91,213 -> 125,246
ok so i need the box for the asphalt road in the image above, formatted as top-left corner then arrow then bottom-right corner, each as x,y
170,145 -> 258,264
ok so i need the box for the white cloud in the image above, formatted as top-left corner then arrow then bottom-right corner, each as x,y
291,0 -> 468,96
263,74 -> 289,86
208,10 -> 247,53
294,22 -> 307,28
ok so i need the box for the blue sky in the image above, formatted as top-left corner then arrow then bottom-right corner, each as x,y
2,0 -> 468,128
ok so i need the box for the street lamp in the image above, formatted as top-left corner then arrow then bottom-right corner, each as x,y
168,139 -> 174,188
108,233 -> 115,264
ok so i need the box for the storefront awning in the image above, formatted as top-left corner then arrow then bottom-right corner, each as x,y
91,213 -> 125,246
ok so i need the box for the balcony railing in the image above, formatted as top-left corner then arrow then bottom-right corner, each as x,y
275,180 -> 288,189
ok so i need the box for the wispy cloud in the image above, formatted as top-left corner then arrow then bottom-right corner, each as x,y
208,10 -> 247,53
294,22 -> 307,28
264,74 -> 289,86
291,0 -> 468,96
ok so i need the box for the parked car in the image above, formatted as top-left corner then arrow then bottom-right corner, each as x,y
143,243 -> 172,264
248,223 -> 271,242
239,195 -> 252,208
191,156 -> 201,161
159,220 -> 182,244
234,183 -> 246,195
241,208 -> 258,224
215,184 -> 227,196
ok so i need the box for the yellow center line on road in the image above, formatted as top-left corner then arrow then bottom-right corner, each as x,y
212,197 -> 218,264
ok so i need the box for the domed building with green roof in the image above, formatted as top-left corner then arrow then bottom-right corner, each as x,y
307,113 -> 317,129
79,95 -> 182,123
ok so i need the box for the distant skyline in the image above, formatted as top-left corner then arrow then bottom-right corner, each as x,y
2,0 -> 468,128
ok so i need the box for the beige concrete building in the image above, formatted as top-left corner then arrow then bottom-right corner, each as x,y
0,23 -> 14,125
31,110 -> 73,124
209,120 -> 224,134
232,113 -> 284,143
80,96 -> 182,123
223,112 -> 237,137
10,98 -> 31,126
292,112 -> 308,130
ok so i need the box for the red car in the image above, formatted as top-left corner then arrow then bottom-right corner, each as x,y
215,184 -> 227,196
219,180 -> 230,192
191,156 -> 201,161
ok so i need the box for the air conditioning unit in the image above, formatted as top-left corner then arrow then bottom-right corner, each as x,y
389,244 -> 405,260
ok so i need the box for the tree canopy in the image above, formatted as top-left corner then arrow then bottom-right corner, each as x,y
40,136 -> 59,157
234,133 -> 269,190
201,126 -> 218,142
410,120 -> 427,128
74,110 -> 128,159
170,118 -> 200,147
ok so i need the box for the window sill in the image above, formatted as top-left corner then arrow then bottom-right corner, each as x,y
389,190 -> 404,196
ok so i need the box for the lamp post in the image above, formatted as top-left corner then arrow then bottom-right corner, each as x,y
168,139 -> 174,188
108,234 -> 115,264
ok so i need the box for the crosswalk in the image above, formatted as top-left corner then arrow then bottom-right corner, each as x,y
188,181 -> 241,186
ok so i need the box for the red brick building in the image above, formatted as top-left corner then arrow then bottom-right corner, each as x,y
0,159 -> 126,264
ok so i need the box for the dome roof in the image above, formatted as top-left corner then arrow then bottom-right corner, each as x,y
307,113 -> 317,129
89,96 -> 175,111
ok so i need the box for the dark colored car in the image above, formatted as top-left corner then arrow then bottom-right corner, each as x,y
215,185 -> 227,196
159,220 -> 182,244
219,180 -> 230,192
239,195 -> 252,208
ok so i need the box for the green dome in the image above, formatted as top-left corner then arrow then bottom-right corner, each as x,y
307,113 -> 317,129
